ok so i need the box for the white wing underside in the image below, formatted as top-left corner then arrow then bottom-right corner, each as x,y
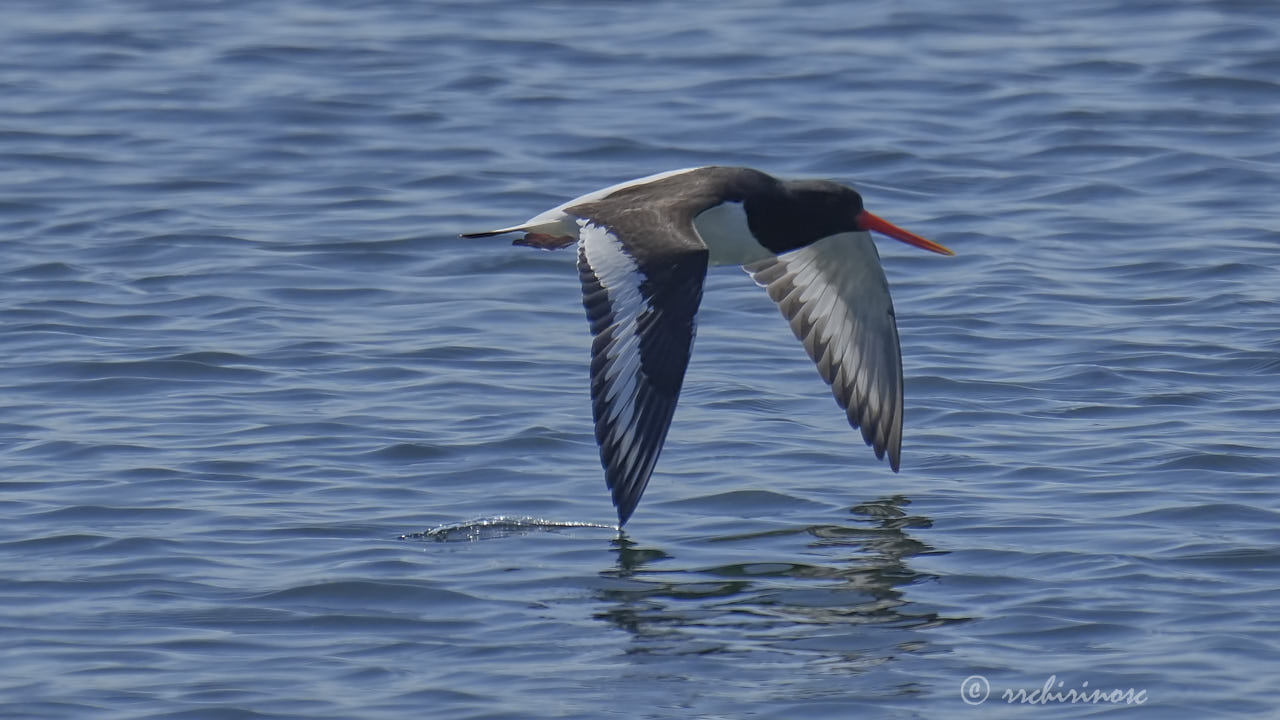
577,220 -> 708,524
744,231 -> 904,470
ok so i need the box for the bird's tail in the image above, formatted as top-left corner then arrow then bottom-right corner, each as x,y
459,228 -> 517,239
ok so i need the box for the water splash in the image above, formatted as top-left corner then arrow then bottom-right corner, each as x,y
401,516 -> 617,542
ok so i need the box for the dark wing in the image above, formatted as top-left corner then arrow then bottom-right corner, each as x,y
744,232 -> 904,470
577,218 -> 709,525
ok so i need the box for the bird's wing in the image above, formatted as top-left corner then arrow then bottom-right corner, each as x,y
576,215 -> 709,525
744,232 -> 904,470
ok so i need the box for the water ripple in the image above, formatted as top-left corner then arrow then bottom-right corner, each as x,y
1,0 -> 1278,718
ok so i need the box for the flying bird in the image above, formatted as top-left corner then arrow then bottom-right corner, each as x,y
462,166 -> 953,526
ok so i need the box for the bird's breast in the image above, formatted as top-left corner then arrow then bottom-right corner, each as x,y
692,201 -> 775,267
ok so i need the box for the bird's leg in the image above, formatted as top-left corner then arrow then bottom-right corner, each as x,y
513,232 -> 576,250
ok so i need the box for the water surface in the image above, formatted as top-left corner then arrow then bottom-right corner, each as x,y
2,1 -> 1278,718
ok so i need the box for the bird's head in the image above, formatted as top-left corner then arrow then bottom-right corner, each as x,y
782,180 -> 955,256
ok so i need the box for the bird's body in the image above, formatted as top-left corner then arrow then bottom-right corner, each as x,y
463,166 -> 952,526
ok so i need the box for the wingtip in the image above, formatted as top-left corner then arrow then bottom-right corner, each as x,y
614,495 -> 637,527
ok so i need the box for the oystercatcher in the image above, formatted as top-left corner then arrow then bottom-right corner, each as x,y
462,166 -> 953,526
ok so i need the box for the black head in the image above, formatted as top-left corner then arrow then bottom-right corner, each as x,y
784,179 -> 867,234
744,177 -> 953,256
743,179 -> 865,253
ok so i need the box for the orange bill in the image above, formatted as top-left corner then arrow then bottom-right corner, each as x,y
856,210 -> 955,256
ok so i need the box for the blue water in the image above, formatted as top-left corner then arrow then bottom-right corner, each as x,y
3,1 -> 1278,718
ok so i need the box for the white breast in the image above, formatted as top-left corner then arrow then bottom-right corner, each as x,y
692,201 -> 774,266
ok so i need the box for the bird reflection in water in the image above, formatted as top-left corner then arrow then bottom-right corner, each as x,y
595,496 -> 964,664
